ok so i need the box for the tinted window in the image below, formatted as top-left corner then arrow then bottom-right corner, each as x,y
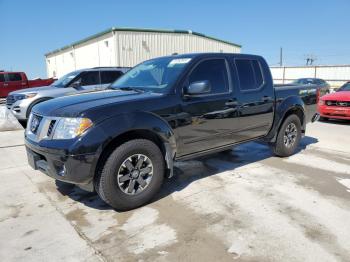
189,59 -> 229,94
0,74 -> 5,83
338,82 -> 350,92
235,59 -> 264,91
78,72 -> 100,86
7,73 -> 22,82
101,71 -> 123,84
252,60 -> 264,87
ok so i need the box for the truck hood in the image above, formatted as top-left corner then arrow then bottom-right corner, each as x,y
32,89 -> 163,118
321,91 -> 350,101
9,85 -> 54,95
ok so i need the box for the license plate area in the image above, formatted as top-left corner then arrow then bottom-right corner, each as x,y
26,149 -> 42,170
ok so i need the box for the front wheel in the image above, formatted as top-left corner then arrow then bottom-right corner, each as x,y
95,139 -> 165,211
272,115 -> 302,157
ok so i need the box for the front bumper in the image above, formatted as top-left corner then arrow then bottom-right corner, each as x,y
318,105 -> 350,120
25,139 -> 96,191
7,98 -> 34,120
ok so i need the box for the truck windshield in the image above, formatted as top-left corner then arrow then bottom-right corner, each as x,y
110,57 -> 191,93
337,83 -> 350,92
51,70 -> 82,88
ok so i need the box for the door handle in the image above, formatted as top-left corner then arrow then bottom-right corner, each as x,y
262,96 -> 272,102
4,83 -> 8,86
225,100 -> 239,107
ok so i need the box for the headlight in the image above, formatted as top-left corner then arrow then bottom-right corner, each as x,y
318,100 -> 325,106
52,118 -> 93,139
15,93 -> 37,100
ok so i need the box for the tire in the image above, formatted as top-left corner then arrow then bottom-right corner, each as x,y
95,139 -> 165,211
273,114 -> 302,157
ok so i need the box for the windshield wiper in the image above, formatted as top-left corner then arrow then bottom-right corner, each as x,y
112,87 -> 145,93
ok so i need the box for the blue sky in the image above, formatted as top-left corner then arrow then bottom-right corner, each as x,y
1,0 -> 349,78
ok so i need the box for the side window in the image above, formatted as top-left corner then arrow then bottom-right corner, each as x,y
235,59 -> 264,91
7,73 -> 22,82
189,59 -> 229,94
0,74 -> 5,83
79,72 -> 100,86
100,71 -> 123,84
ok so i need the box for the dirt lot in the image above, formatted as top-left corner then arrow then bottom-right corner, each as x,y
1,115 -> 350,262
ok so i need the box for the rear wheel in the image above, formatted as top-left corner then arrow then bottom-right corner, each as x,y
95,139 -> 165,211
273,114 -> 302,157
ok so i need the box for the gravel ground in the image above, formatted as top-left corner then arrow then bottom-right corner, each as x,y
0,120 -> 350,262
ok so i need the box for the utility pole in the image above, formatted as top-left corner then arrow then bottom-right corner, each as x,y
279,47 -> 283,67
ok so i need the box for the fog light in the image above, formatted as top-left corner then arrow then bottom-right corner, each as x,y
57,165 -> 66,177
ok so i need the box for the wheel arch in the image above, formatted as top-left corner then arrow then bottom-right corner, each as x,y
92,112 -> 177,184
265,96 -> 306,143
26,97 -> 53,118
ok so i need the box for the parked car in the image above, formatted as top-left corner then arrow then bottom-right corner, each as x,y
279,78 -> 330,97
25,53 -> 320,211
6,67 -> 129,122
318,81 -> 350,120
0,71 -> 55,98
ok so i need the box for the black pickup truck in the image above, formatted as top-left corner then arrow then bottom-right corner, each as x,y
25,53 -> 321,210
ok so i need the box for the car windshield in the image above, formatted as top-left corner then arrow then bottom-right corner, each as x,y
291,79 -> 314,85
51,70 -> 82,87
338,83 -> 350,92
110,57 -> 192,93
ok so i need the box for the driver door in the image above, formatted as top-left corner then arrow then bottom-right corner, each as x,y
175,58 -> 240,156
72,71 -> 101,92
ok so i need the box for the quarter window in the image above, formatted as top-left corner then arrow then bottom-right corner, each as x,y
235,59 -> 264,91
189,59 -> 229,94
0,74 -> 5,83
7,73 -> 22,82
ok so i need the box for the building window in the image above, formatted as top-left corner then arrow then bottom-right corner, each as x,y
105,41 -> 109,47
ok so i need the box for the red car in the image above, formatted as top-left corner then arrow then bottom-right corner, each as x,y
0,71 -> 55,98
318,82 -> 350,120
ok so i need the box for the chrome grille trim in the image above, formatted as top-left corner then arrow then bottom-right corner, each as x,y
325,100 -> 350,107
26,113 -> 60,142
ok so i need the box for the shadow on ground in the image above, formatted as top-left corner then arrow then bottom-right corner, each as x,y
55,136 -> 318,211
319,119 -> 350,126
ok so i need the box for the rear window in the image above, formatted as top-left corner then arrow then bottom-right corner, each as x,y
0,74 -> 5,82
235,59 -> 264,91
7,73 -> 22,81
101,71 -> 123,84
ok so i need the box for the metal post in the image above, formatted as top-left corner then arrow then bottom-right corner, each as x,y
279,47 -> 283,67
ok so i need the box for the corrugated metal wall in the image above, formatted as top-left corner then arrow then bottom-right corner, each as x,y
271,66 -> 350,88
46,30 -> 240,78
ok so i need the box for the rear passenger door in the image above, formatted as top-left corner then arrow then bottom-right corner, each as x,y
100,71 -> 123,89
232,58 -> 274,140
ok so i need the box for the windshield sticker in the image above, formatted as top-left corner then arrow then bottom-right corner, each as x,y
168,58 -> 191,67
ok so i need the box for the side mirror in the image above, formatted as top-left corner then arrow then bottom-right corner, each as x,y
185,80 -> 211,96
70,79 -> 81,88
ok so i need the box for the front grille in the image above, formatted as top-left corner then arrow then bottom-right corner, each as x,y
325,100 -> 350,107
47,120 -> 56,137
6,95 -> 16,106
